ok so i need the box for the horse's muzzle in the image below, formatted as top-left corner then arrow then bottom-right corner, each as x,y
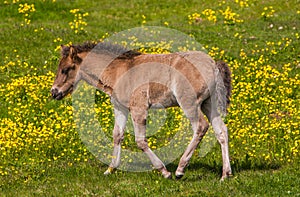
51,88 -> 63,100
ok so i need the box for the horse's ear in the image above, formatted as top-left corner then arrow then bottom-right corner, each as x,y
60,45 -> 69,57
69,46 -> 82,63
69,46 -> 77,58
61,45 -> 67,50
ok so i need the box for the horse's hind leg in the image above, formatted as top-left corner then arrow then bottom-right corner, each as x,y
131,107 -> 172,179
175,108 -> 209,179
104,107 -> 128,175
212,116 -> 232,180
202,99 -> 232,180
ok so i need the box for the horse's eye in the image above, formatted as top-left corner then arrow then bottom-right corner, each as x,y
61,65 -> 75,75
61,68 -> 69,75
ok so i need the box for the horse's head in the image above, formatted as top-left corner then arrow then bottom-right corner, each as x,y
51,45 -> 86,100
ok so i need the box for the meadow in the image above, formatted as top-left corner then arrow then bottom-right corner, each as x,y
0,0 -> 299,196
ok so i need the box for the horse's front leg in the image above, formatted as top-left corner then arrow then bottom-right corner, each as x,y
131,107 -> 172,179
104,107 -> 128,175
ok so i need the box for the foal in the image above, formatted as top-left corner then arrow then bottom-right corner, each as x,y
51,42 -> 232,180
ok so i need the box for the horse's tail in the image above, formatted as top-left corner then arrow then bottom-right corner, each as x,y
215,60 -> 232,116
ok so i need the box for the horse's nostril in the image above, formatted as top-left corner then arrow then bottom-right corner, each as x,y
51,88 -> 59,98
51,88 -> 64,100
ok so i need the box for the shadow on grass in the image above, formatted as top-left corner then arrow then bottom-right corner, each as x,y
231,159 -> 281,173
165,158 -> 282,181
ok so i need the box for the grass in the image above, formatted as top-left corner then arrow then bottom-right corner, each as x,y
0,0 -> 299,196
1,159 -> 300,196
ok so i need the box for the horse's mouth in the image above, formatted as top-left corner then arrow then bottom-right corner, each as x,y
52,85 -> 73,100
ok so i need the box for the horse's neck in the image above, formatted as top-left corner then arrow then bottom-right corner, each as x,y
78,70 -> 98,87
79,53 -> 120,95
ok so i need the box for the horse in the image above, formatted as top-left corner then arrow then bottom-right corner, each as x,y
51,41 -> 233,180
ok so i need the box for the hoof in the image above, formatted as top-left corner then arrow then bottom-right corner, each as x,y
220,173 -> 233,181
104,167 -> 115,175
175,171 -> 184,180
161,169 -> 172,179
164,172 -> 172,179
175,174 -> 184,180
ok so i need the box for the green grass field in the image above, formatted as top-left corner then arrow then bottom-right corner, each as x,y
0,0 -> 299,196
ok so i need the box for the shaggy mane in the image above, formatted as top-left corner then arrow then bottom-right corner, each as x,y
61,41 -> 142,59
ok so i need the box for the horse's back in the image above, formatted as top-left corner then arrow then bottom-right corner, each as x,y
133,51 -> 216,87
109,51 -> 217,108
133,51 -> 217,101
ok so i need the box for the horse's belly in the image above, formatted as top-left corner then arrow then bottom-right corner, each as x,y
150,92 -> 178,108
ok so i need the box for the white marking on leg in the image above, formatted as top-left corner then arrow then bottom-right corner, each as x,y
104,107 -> 128,175
212,116 -> 232,180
